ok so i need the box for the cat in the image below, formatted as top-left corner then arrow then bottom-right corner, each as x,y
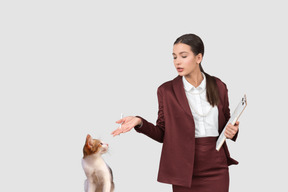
82,134 -> 114,192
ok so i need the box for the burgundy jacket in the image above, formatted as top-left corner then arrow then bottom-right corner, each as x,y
135,74 -> 238,187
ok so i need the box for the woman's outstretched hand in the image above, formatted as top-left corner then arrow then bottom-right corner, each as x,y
111,116 -> 142,137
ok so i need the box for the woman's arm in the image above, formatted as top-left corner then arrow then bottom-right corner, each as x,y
223,84 -> 239,141
111,86 -> 165,143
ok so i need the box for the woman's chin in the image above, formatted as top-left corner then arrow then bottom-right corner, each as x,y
177,71 -> 186,76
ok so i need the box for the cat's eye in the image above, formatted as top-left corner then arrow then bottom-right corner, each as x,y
100,143 -> 103,146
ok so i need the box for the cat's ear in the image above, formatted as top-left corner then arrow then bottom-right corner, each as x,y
86,134 -> 92,140
85,134 -> 93,149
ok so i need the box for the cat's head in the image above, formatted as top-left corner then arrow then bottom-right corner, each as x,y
83,134 -> 109,158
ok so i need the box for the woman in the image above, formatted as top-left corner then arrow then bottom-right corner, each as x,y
111,34 -> 239,192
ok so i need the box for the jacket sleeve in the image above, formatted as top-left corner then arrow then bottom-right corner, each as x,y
224,84 -> 239,142
134,86 -> 165,143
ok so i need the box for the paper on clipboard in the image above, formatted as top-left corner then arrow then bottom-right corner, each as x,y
216,94 -> 247,151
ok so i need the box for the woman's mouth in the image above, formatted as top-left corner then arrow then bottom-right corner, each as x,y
177,68 -> 184,72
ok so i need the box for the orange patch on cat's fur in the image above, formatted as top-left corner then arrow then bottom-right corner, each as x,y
83,134 -> 102,158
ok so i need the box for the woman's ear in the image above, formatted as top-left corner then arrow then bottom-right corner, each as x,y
196,53 -> 203,64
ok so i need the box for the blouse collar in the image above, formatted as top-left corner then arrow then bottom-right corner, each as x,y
182,72 -> 206,93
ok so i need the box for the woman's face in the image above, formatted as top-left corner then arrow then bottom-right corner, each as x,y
172,43 -> 202,77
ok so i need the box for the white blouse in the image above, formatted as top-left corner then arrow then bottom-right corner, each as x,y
182,74 -> 219,138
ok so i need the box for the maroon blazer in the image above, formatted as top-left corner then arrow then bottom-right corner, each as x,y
135,74 -> 238,187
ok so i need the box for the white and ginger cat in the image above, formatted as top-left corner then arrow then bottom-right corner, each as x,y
82,134 -> 114,192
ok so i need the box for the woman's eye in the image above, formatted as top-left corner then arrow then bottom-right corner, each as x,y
182,56 -> 187,58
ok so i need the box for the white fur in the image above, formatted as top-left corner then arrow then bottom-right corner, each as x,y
82,143 -> 114,192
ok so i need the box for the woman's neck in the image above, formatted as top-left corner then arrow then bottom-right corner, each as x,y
185,71 -> 203,88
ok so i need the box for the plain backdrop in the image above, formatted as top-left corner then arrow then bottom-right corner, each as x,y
1,1 -> 287,191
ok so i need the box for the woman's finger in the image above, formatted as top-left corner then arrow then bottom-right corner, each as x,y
111,129 -> 119,136
112,129 -> 122,137
111,125 -> 124,136
225,124 -> 239,139
116,118 -> 126,124
225,128 -> 232,135
224,128 -> 234,139
115,119 -> 122,124
111,123 -> 130,136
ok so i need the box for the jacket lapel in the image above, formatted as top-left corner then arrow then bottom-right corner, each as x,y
172,76 -> 194,119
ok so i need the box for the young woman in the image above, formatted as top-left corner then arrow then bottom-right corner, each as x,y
111,34 -> 239,192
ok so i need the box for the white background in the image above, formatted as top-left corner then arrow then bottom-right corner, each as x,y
1,1 -> 287,191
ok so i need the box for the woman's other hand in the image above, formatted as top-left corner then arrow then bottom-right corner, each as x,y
224,121 -> 239,139
111,116 -> 142,137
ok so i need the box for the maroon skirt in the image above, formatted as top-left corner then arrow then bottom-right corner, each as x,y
173,137 -> 229,192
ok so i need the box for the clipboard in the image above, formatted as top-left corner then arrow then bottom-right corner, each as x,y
216,94 -> 247,151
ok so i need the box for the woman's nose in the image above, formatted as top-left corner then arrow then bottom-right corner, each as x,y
175,60 -> 181,66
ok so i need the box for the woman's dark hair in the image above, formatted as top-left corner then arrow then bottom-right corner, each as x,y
174,34 -> 219,106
